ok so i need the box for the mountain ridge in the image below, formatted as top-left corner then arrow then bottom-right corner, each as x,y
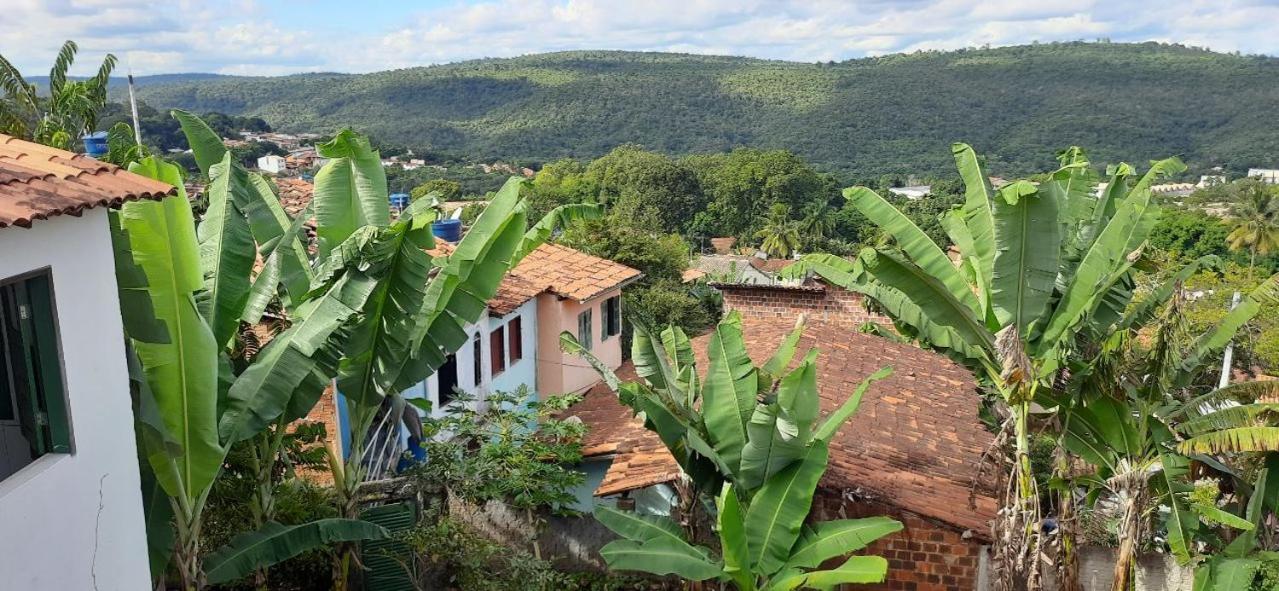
108,42 -> 1279,177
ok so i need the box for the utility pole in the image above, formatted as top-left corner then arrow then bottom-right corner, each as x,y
126,56 -> 143,146
1219,290 -> 1242,388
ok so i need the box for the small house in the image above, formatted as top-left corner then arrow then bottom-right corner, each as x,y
257,153 -> 286,174
0,134 -> 175,590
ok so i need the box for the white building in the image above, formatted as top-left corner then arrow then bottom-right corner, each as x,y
1247,168 -> 1279,184
0,134 -> 176,590
888,185 -> 931,199
257,154 -> 287,174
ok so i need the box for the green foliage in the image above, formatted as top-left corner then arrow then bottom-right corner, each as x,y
684,147 -> 834,239
1150,209 -> 1231,260
583,145 -> 706,233
412,387 -> 586,512
1,40 -> 115,149
567,315 -> 898,588
754,204 -> 801,259
410,178 -> 462,201
401,510 -> 653,591
116,43 -> 1279,178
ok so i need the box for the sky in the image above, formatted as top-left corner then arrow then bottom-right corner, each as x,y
4,0 -> 1279,76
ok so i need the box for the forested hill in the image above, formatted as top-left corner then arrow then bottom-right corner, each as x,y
115,42 -> 1279,177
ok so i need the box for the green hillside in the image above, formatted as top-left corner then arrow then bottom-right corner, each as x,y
117,42 -> 1279,177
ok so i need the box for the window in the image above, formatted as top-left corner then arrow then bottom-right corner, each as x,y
1,272 -> 70,482
602,296 -> 622,339
472,332 -> 483,387
438,354 -> 458,408
577,309 -> 593,351
507,317 -> 523,364
490,326 -> 506,377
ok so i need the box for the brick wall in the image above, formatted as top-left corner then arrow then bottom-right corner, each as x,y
811,491 -> 988,591
718,282 -> 892,328
293,384 -> 341,485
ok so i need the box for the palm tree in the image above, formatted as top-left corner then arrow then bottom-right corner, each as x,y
1225,180 -> 1279,281
754,203 -> 801,258
0,40 -> 116,149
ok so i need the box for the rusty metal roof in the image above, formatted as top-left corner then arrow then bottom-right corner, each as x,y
0,134 -> 176,229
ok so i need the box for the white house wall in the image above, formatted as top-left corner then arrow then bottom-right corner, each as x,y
0,210 -> 151,590
488,298 -> 539,402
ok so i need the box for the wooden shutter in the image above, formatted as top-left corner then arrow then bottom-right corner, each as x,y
489,327 -> 505,376
508,317 -> 522,363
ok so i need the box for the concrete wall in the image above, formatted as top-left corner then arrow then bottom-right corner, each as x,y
535,289 -> 624,397
0,210 -> 151,590
1050,546 -> 1194,591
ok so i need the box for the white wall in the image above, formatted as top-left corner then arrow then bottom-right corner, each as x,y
488,299 -> 538,401
0,209 -> 151,590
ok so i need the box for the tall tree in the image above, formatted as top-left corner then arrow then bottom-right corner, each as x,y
1225,180 -> 1279,281
0,40 -> 116,149
755,203 -> 802,259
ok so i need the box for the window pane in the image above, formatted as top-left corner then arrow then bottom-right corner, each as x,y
578,309 -> 593,351
490,327 -> 505,376
508,317 -> 522,363
472,333 -> 482,387
0,272 -> 70,482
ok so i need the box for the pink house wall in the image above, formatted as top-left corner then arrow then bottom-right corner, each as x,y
535,288 -> 625,397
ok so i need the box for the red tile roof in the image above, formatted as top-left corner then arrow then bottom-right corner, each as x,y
0,134 -> 175,228
275,177 -> 314,219
510,243 -> 641,302
567,317 -> 998,534
748,257 -> 799,274
488,273 -> 546,316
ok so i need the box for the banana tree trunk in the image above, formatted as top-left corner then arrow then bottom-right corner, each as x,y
1110,487 -> 1145,591
994,402 -> 1042,591
1053,447 -> 1083,591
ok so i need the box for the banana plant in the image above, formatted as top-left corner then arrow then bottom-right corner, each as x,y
564,313 -> 900,587
113,155 -> 388,590
783,145 -> 1189,588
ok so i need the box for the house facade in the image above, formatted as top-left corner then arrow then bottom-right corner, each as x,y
0,135 -> 175,590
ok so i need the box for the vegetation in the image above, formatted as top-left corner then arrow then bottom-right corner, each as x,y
0,40 -> 115,149
117,43 -> 1279,177
786,144 -> 1279,589
565,314 -> 899,588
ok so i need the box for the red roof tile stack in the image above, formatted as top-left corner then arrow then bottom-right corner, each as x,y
0,134 -> 175,228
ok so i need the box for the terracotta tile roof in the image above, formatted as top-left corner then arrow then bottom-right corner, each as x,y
0,134 -> 175,228
510,243 -> 641,302
275,177 -> 314,219
566,317 -> 998,534
488,273 -> 546,316
681,268 -> 707,283
748,257 -> 799,274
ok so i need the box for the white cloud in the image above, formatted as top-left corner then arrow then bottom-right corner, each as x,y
1,0 -> 1277,76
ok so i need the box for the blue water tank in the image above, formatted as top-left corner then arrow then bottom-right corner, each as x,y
82,132 -> 108,158
431,218 -> 463,243
389,192 -> 410,212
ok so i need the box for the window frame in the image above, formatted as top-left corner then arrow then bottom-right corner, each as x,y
0,269 -> 72,476
577,308 -> 593,351
489,325 -> 506,377
602,295 -> 622,339
471,332 -> 483,388
507,316 -> 523,364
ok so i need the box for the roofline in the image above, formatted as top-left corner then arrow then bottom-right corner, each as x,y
707,280 -> 825,293
561,272 -> 645,303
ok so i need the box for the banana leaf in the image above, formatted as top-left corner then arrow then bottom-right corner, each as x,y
514,202 -> 603,264
171,109 -> 228,174
196,153 -> 257,348
702,312 -> 759,473
782,517 -> 903,571
120,157 -> 222,502
598,538 -> 721,581
717,484 -> 754,591
313,129 -> 390,256
990,181 -> 1059,332
951,143 -> 997,301
204,519 -> 389,584
593,504 -> 686,544
745,442 -> 830,576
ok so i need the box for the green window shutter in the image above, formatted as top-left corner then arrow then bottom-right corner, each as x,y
22,275 -> 70,454
361,502 -> 418,591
